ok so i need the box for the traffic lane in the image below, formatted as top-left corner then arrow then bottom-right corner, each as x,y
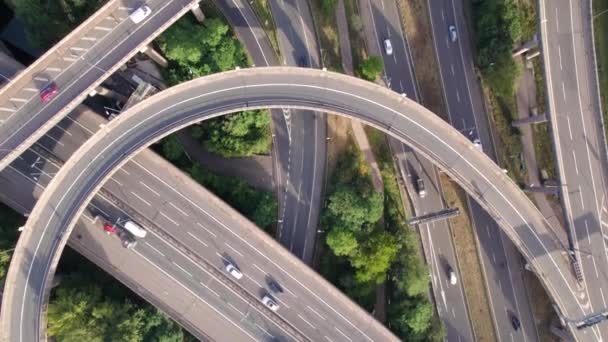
546,1 -> 608,317
368,0 -> 417,96
69,220 -> 248,342
473,204 -> 537,341
106,144 -> 370,342
0,160 -> 263,342
270,0 -> 309,65
134,230 -> 299,341
217,0 -> 279,67
398,145 -> 475,341
0,0 -> 195,168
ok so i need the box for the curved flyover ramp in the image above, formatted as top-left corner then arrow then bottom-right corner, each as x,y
0,67 -> 588,341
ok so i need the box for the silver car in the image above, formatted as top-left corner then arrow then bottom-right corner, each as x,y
449,25 -> 458,42
384,39 -> 393,55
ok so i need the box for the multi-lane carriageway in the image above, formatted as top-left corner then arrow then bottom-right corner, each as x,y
0,0 -> 197,173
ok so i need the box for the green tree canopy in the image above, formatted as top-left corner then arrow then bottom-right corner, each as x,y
191,110 -> 271,158
358,56 -> 384,81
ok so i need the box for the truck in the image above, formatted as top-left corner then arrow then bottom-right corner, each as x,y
123,220 -> 147,238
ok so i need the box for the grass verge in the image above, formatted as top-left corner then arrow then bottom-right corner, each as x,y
440,174 -> 497,341
308,0 -> 342,71
395,0 -> 446,119
593,0 -> 608,151
249,0 -> 281,58
531,58 -> 557,181
343,0 -> 368,69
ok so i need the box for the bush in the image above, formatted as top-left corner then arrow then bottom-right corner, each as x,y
321,0 -> 338,18
191,110 -> 271,157
472,0 -> 526,97
358,56 -> 384,81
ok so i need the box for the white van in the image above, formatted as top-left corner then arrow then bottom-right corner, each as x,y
129,5 -> 152,24
123,220 -> 147,238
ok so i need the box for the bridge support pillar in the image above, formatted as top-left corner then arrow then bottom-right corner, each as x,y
191,3 -> 205,22
140,45 -> 168,68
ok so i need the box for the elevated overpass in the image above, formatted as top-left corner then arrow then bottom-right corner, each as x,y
0,0 -> 197,173
0,67 -> 593,340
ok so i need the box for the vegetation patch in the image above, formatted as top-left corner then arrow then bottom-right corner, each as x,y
157,135 -> 277,234
157,14 -> 271,157
48,249 -> 194,341
309,0 -> 342,70
0,203 -> 25,283
593,0 -> 608,153
248,0 -> 281,57
14,0 -> 105,49
318,137 -> 444,340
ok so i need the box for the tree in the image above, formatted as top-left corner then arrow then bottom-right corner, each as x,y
404,300 -> 434,334
197,110 -> 271,158
351,231 -> 399,283
326,229 -> 358,256
321,0 -> 338,18
161,135 -> 185,161
358,56 -> 384,81
15,0 -> 104,49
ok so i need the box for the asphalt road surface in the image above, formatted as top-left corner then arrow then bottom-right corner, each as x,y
0,0 -> 195,173
540,0 -> 608,338
0,67 -> 593,341
364,0 -> 474,339
267,0 -> 326,263
428,0 -> 539,340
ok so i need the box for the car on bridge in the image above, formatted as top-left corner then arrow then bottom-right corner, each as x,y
39,83 -> 58,103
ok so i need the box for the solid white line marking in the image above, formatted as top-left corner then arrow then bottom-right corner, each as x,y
187,231 -> 208,247
145,242 -> 165,257
324,336 -> 335,342
0,107 -> 15,112
298,314 -> 316,329
42,133 -> 65,147
225,242 -> 243,257
169,201 -> 189,217
46,67 -> 61,72
592,256 -> 599,278
130,191 -> 150,206
109,177 -> 122,186
160,211 -> 180,226
252,263 -> 266,273
172,262 -> 192,277
307,305 -> 326,320
81,36 -> 97,41
558,45 -> 563,70
245,274 -> 262,288
562,82 -> 567,100
585,220 -> 592,244
601,288 -> 607,308
572,150 -> 579,174
119,168 -> 130,175
133,251 -> 257,340
94,26 -> 112,31
33,76 -> 48,82
566,116 -> 573,140
255,323 -> 273,337
228,303 -> 244,316
196,222 -> 217,238
579,190 -> 585,209
23,88 -> 37,92
199,282 -> 220,297
334,327 -> 352,341
139,181 -> 160,196
11,97 -> 27,103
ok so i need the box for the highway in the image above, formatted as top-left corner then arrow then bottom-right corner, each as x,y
0,0 -> 196,173
0,67 -> 593,341
362,0 -> 474,339
267,0 -> 326,263
428,0 -> 539,340
539,0 -> 608,337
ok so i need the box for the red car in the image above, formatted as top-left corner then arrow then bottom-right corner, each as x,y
103,223 -> 117,235
40,83 -> 58,102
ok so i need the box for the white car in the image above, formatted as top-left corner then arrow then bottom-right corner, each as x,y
129,5 -> 152,24
449,25 -> 458,42
473,138 -> 483,152
447,267 -> 457,285
384,39 -> 393,55
262,295 -> 280,311
225,263 -> 243,280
